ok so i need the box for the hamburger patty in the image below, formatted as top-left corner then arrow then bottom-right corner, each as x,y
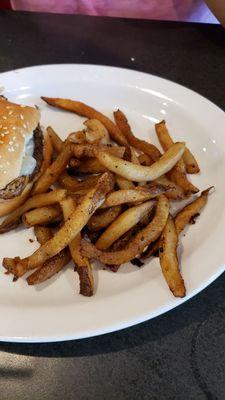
0,125 -> 43,200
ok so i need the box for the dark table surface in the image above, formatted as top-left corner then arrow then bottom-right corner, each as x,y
0,10 -> 225,400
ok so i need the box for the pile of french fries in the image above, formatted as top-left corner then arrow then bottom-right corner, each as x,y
1,97 -> 213,298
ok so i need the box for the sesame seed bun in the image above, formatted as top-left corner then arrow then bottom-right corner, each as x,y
0,97 -> 40,188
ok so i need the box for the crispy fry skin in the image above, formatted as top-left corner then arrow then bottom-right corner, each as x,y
100,186 -> 170,208
47,126 -> 63,153
159,215 -> 186,297
0,189 -> 67,234
114,109 -> 161,161
27,249 -> 70,285
81,195 -> 169,265
41,97 -> 127,145
155,120 -> 200,174
174,187 -> 213,234
34,226 -> 53,244
61,197 -> 94,297
96,201 -> 154,250
23,205 -> 61,227
87,206 -> 122,231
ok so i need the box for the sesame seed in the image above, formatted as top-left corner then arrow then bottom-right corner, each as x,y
8,110 -> 13,115
2,116 -> 7,120
4,131 -> 9,135
6,161 -> 10,165
8,148 -> 11,152
20,105 -> 26,108
9,141 -> 13,145
3,127 -> 7,130
3,171 -> 6,174
0,140 -> 3,144
11,148 -> 15,152
12,127 -> 16,130
22,133 -> 26,138
23,123 -> 27,128
13,136 -> 16,140
20,114 -> 24,120
1,133 -> 4,137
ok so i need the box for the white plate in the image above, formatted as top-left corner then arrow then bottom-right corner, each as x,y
0,64 -> 224,342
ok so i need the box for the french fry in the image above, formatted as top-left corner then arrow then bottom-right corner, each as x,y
141,186 -> 213,260
32,144 -> 75,195
84,119 -> 110,145
100,186 -> 170,208
152,176 -> 185,200
155,120 -> 200,174
34,226 -> 53,244
57,171 -> 79,191
116,175 -> 135,189
4,172 -> 114,275
130,147 -> 140,165
77,158 -> 107,174
26,249 -> 71,285
96,201 -> 154,250
38,130 -> 53,178
95,142 -> 185,182
72,143 -> 125,160
168,162 -> 199,195
114,109 -> 161,161
26,225 -> 70,285
0,189 -> 67,234
47,126 -> 63,153
175,187 -> 213,234
67,131 -> 86,144
87,206 -> 122,231
41,97 -> 127,145
61,197 -> 94,296
138,153 -> 154,166
23,205 -> 61,227
182,147 -> 200,174
81,195 -> 169,265
58,172 -> 100,194
155,121 -> 199,194
159,215 -> 186,297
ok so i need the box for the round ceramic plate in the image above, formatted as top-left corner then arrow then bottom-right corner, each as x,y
0,64 -> 224,342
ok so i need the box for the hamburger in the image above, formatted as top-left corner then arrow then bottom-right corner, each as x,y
0,96 -> 43,217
